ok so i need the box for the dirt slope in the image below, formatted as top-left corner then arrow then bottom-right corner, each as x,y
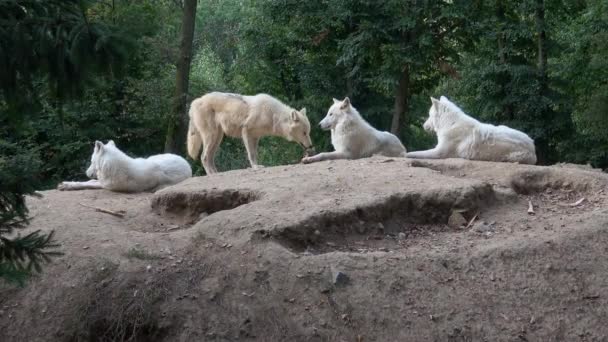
1,157 -> 608,341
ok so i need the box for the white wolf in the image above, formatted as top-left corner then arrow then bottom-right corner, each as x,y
406,96 -> 537,164
187,92 -> 314,174
57,140 -> 192,192
301,97 -> 407,164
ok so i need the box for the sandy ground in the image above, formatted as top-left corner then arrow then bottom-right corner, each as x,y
1,157 -> 608,341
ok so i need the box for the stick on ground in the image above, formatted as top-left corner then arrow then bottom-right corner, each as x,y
78,203 -> 125,218
527,200 -> 535,215
465,213 -> 478,230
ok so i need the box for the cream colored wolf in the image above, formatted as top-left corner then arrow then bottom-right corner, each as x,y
406,96 -> 537,164
187,92 -> 314,174
301,97 -> 407,164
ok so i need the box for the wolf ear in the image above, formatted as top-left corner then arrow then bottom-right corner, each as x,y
106,140 -> 116,147
340,97 -> 351,110
430,97 -> 440,107
440,95 -> 448,102
299,108 -> 307,116
332,98 -> 340,104
291,110 -> 300,122
94,140 -> 104,153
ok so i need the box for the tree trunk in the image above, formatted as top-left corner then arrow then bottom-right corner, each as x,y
391,66 -> 409,136
346,76 -> 354,98
495,0 -> 513,121
535,0 -> 548,94
535,0 -> 549,164
164,0 -> 198,154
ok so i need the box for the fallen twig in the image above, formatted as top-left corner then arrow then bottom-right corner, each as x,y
79,203 -> 125,218
557,197 -> 587,208
583,294 -> 600,300
569,197 -> 586,207
527,200 -> 535,215
464,213 -> 478,230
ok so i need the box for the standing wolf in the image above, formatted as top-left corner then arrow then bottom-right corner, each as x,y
406,96 -> 537,164
187,92 -> 314,174
57,140 -> 192,192
301,97 -> 407,164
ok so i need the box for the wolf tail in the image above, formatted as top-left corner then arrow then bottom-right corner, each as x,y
187,110 -> 202,160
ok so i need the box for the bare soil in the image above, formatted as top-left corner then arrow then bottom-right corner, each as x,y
1,157 -> 608,341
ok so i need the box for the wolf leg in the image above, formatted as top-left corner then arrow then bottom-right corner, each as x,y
57,179 -> 104,191
405,147 -> 447,159
206,130 -> 224,173
301,151 -> 351,164
202,128 -> 223,174
242,128 -> 262,169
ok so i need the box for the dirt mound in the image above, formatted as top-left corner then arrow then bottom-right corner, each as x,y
2,157 -> 608,341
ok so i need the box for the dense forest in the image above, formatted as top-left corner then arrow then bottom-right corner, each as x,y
0,1 -> 607,279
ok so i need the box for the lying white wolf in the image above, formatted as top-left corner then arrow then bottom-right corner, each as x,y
301,97 -> 407,164
187,92 -> 314,174
57,140 -> 192,192
406,96 -> 537,164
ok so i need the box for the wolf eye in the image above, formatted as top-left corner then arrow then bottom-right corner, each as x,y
330,113 -> 333,116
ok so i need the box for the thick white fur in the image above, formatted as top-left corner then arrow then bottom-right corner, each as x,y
187,92 -> 314,174
57,140 -> 192,192
406,96 -> 537,164
301,97 -> 406,164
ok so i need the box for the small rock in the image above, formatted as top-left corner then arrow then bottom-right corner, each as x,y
82,246 -> 89,250
146,265 -> 152,272
333,271 -> 349,286
398,232 -> 406,240
473,222 -> 494,233
448,211 -> 467,228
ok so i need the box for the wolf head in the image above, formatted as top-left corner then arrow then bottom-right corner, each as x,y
423,97 -> 441,133
286,108 -> 315,154
423,96 -> 460,133
86,140 -> 116,179
319,97 -> 353,131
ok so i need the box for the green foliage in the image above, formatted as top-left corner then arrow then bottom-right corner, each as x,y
2,0 -> 608,202
553,0 -> 608,166
0,0 -> 133,117
0,141 -> 61,285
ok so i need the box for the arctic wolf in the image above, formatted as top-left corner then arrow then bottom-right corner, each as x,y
187,92 -> 314,174
301,97 -> 406,164
406,96 -> 537,164
57,140 -> 192,192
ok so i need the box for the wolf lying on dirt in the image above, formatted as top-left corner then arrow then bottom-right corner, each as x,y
57,140 -> 192,192
406,96 -> 537,164
301,97 -> 407,164
187,92 -> 314,174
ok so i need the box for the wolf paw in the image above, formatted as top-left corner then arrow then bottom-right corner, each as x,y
57,182 -> 70,191
301,157 -> 314,164
251,164 -> 265,170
